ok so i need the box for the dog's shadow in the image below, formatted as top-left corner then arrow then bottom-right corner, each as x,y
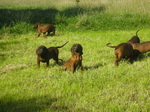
47,33 -> 55,36
83,63 -> 106,70
136,52 -> 150,61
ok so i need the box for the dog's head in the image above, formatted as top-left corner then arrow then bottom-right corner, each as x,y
36,45 -> 49,56
33,23 -> 39,29
71,44 -> 83,55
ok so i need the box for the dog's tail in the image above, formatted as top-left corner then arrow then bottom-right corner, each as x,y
136,30 -> 140,36
56,41 -> 69,48
106,43 -> 117,48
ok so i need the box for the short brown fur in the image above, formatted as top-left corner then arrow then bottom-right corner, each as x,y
106,43 -> 134,66
63,52 -> 83,73
33,23 -> 55,38
130,41 -> 150,53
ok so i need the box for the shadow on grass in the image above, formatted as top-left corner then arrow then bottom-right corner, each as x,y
0,5 -> 106,29
0,95 -> 68,112
0,40 -> 20,63
84,63 -> 106,70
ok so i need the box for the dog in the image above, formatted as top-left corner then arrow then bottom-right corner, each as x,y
127,30 -> 140,44
70,44 -> 83,55
106,43 -> 134,66
130,41 -> 150,53
63,52 -> 83,73
33,23 -> 55,38
36,41 -> 69,67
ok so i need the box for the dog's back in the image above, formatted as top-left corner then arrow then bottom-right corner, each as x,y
47,41 -> 69,56
107,43 -> 134,66
40,24 -> 55,33
131,41 -> 150,53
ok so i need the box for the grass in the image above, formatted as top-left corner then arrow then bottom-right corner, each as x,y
0,0 -> 150,112
0,30 -> 150,112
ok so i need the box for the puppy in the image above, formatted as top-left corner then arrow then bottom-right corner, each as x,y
33,23 -> 55,38
106,43 -> 134,66
130,41 -> 150,53
36,41 -> 69,67
63,52 -> 83,73
127,30 -> 140,44
70,44 -> 83,55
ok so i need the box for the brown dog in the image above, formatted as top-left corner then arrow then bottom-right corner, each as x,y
36,41 -> 69,67
130,41 -> 150,53
33,23 -> 55,38
127,30 -> 140,44
70,44 -> 83,55
106,43 -> 134,66
63,52 -> 83,73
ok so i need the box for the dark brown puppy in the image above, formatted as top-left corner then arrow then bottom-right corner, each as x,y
33,23 -> 55,38
130,41 -> 150,53
36,41 -> 69,67
70,44 -> 83,55
63,52 -> 83,73
127,30 -> 140,44
106,43 -> 134,66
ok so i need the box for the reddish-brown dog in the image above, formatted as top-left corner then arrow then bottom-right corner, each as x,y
130,41 -> 150,53
63,52 -> 83,73
33,23 -> 55,38
106,43 -> 134,66
36,41 -> 68,67
127,30 -> 140,44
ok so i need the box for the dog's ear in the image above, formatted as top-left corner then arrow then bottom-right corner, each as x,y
33,23 -> 39,29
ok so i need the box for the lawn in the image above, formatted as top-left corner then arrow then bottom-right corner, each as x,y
0,0 -> 150,112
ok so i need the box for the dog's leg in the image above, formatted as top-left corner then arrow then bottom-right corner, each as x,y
53,56 -> 59,64
71,64 -> 75,73
53,29 -> 55,35
37,59 -> 40,67
46,61 -> 49,67
62,66 -> 67,71
47,31 -> 50,36
37,32 -> 41,38
43,32 -> 47,38
79,61 -> 83,71
115,54 -> 122,66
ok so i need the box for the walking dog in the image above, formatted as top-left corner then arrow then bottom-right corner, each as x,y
33,23 -> 55,38
36,41 -> 69,67
106,43 -> 134,66
130,41 -> 150,53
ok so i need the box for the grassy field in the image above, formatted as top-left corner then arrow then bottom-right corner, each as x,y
0,0 -> 150,112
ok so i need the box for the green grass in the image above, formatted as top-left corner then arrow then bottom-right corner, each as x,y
0,0 -> 150,112
0,30 -> 150,112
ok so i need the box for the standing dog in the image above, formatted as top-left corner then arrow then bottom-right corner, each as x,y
127,30 -> 140,44
63,52 -> 83,73
63,44 -> 83,73
33,23 -> 55,38
130,41 -> 150,53
106,43 -> 134,66
36,41 -> 69,67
